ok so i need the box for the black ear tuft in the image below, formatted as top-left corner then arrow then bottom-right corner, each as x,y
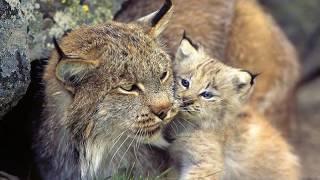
251,73 -> 261,85
53,37 -> 67,61
240,70 -> 261,85
137,0 -> 173,38
182,30 -> 199,50
151,0 -> 172,27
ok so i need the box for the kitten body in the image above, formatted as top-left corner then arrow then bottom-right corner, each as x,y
167,38 -> 300,180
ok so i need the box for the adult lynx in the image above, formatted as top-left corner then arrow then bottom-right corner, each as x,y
33,0 -> 178,179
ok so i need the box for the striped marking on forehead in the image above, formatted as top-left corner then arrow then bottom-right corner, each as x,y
195,59 -> 214,70
195,59 -> 222,77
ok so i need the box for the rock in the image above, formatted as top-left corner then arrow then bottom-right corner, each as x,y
0,0 -> 30,119
0,0 -> 125,120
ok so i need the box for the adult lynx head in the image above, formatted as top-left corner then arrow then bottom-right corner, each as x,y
44,0 -> 178,145
174,34 -> 257,127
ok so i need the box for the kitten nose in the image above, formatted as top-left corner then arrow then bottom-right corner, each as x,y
150,101 -> 172,120
181,97 -> 194,107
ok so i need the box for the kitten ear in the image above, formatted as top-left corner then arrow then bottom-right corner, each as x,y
137,0 -> 173,38
53,39 -> 98,89
175,31 -> 199,61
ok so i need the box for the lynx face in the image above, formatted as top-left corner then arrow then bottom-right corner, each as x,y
58,26 -> 178,144
86,27 -> 179,143
173,36 -> 256,125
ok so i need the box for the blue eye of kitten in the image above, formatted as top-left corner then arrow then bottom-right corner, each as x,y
181,79 -> 190,88
200,91 -> 214,99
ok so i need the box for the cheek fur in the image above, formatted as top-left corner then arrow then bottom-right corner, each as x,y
100,95 -> 140,122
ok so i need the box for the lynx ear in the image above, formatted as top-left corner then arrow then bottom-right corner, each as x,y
56,60 -> 97,86
53,39 -> 98,87
53,37 -> 68,61
175,31 -> 199,62
137,0 -> 173,38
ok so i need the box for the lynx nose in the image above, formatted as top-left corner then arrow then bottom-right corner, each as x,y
150,101 -> 172,120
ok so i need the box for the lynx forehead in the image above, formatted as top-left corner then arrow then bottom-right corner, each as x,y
52,22 -> 172,83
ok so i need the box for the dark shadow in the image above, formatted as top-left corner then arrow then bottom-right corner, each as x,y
0,59 -> 46,180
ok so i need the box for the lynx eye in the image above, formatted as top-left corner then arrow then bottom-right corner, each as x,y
120,84 -> 139,91
160,71 -> 169,82
200,91 -> 214,100
118,84 -> 140,95
181,79 -> 190,88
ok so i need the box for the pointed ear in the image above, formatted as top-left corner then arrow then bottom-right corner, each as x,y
137,0 -> 173,38
56,60 -> 98,86
175,31 -> 199,62
53,39 -> 99,88
53,37 -> 68,61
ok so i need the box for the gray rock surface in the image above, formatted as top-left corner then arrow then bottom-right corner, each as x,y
0,0 -> 30,119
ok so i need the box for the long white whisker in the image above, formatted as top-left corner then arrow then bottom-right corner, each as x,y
179,109 -> 200,112
133,129 -> 141,165
171,121 -> 179,134
106,131 -> 127,158
176,119 -> 187,130
169,122 -> 178,136
117,134 -> 136,170
135,129 -> 144,170
107,121 -> 136,171
179,118 -> 196,127
108,135 -> 130,170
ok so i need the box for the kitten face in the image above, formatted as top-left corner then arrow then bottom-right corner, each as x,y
174,37 -> 255,125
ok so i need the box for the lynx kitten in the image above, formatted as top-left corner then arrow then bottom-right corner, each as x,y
167,35 -> 300,180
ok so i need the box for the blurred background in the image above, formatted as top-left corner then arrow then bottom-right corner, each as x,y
0,0 -> 319,179
261,1 -> 320,179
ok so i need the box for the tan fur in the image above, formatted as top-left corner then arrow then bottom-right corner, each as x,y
170,108 -> 300,180
115,0 -> 301,136
226,0 -> 300,135
166,39 -> 300,180
34,2 -> 179,179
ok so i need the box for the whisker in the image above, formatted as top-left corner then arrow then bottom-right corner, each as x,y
117,133 -> 136,170
108,134 -> 130,170
201,169 -> 223,178
169,122 -> 178,136
134,129 -> 144,170
133,129 -> 141,165
176,119 -> 187,131
106,130 -> 127,158
179,118 -> 196,127
179,109 -> 200,112
171,120 -> 179,134
106,121 -> 136,170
